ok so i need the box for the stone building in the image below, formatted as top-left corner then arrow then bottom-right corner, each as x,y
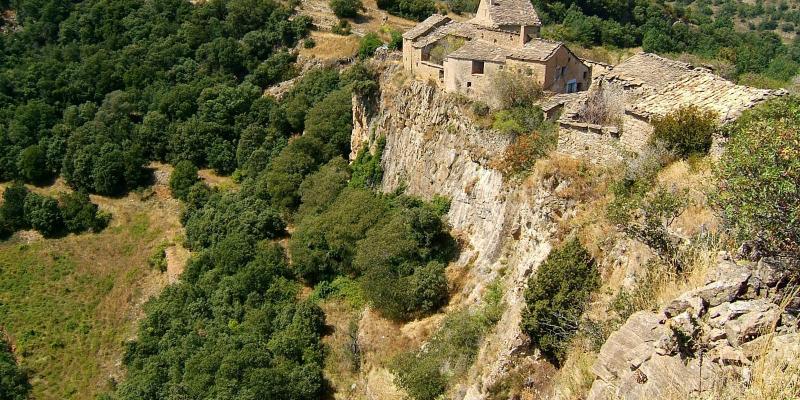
555,52 -> 786,163
401,0 -> 590,103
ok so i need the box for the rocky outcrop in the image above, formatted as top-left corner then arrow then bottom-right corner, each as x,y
588,254 -> 798,400
352,73 -> 575,399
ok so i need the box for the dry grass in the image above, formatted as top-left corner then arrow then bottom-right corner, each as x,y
548,343 -> 597,400
299,31 -> 361,60
568,46 -> 641,65
0,164 -> 185,400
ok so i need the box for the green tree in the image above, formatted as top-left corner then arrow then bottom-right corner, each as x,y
59,191 -> 108,233
358,33 -> 384,59
304,89 -> 353,159
521,238 -> 598,364
170,160 -> 200,201
714,97 -> 800,259
330,0 -> 363,18
17,144 -> 51,184
0,337 -> 30,400
0,183 -> 30,231
24,192 -> 63,237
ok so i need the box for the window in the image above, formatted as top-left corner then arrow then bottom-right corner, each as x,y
556,66 -> 567,79
566,79 -> 577,93
472,60 -> 484,74
467,81 -> 472,87
439,69 -> 444,80
583,71 -> 587,79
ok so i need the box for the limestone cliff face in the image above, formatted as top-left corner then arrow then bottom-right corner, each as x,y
351,77 -> 574,398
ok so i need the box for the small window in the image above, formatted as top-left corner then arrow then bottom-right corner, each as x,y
466,81 -> 472,87
583,71 -> 587,79
439,70 -> 444,80
472,60 -> 485,75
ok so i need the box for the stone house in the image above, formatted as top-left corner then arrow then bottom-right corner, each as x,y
402,0 -> 590,103
554,53 -> 786,163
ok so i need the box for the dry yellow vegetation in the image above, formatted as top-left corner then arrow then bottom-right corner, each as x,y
0,164 -> 188,400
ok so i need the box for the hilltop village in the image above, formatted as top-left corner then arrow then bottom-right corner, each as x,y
401,0 -> 785,162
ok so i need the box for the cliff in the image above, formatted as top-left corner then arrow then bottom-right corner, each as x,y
351,72 -> 577,398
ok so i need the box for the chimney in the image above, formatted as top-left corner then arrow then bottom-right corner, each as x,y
519,25 -> 529,45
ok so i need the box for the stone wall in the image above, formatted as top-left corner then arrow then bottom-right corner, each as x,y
620,111 -> 653,153
556,120 -> 625,164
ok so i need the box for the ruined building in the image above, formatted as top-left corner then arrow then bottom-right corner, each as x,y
401,0 -> 590,102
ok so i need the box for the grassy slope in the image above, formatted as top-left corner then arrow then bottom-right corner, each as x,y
0,165 -> 187,400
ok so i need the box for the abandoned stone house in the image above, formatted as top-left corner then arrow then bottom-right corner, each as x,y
401,0 -> 590,103
555,52 -> 786,163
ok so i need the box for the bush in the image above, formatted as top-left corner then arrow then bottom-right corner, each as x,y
494,129 -> 557,177
0,337 -> 30,400
390,280 -> 503,399
714,97 -> 800,258
59,191 -> 108,233
358,33 -> 384,59
376,0 -> 435,21
388,29 -> 403,50
521,238 -> 598,364
349,136 -> 385,189
330,0 -> 362,18
490,70 -> 544,109
24,192 -> 64,237
0,183 -> 30,230
170,160 -> 200,201
650,105 -> 718,158
331,20 -> 352,35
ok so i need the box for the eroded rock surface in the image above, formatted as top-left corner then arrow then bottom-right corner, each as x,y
588,254 -> 798,400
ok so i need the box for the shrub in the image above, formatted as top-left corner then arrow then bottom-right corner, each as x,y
714,97 -> 800,258
170,160 -> 200,201
330,0 -> 362,18
650,105 -> 718,158
388,29 -> 403,50
0,337 -> 30,400
24,192 -> 63,237
577,84 -> 624,126
303,38 -> 316,48
521,238 -> 598,364
59,191 -> 108,233
390,280 -> 503,399
376,0 -> 435,21
1,183 -> 30,230
349,136 -> 385,189
494,130 -> 557,177
492,106 -> 545,135
358,33 -> 384,59
331,20 -> 352,35
471,101 -> 490,117
490,69 -> 544,109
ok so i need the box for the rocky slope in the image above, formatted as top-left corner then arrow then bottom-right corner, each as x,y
588,254 -> 799,399
351,67 -> 577,398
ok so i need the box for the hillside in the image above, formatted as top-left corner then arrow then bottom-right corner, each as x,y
0,0 -> 798,399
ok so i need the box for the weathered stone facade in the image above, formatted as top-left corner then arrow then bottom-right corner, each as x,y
402,0 -> 590,103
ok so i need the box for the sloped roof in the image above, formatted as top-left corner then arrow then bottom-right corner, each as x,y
402,14 -> 450,40
447,40 -> 507,62
484,0 -> 541,27
599,53 -> 786,123
506,38 -> 561,61
447,38 -> 561,63
411,21 -> 478,48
